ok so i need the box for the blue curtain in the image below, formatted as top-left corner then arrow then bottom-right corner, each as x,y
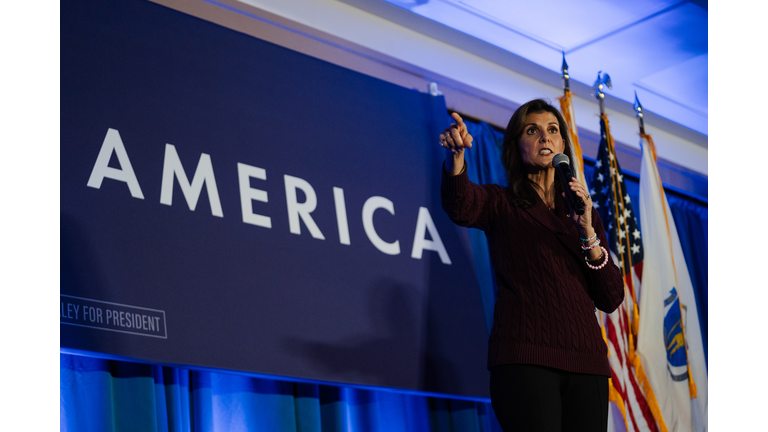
60,354 -> 502,432
60,116 -> 705,431
459,118 -> 506,334
667,195 -> 708,367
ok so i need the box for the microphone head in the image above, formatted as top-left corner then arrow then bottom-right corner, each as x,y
552,153 -> 570,167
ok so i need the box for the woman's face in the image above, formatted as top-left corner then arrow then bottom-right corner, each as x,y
518,111 -> 565,171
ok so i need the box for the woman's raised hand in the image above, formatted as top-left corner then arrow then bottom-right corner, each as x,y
440,112 -> 474,175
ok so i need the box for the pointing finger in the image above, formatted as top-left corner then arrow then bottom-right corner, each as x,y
450,112 -> 464,128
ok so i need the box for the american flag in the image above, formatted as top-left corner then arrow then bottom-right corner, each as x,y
590,115 -> 657,432
590,117 -> 643,277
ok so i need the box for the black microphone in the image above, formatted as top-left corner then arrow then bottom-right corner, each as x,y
552,153 -> 585,215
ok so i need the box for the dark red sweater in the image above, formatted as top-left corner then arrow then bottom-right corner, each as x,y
441,169 -> 624,376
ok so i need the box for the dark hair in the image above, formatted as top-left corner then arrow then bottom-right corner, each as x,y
501,98 -> 575,208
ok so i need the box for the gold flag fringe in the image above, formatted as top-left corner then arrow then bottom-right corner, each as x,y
558,90 -> 587,187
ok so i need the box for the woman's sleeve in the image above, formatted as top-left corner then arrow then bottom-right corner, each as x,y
586,208 -> 625,313
440,164 -> 498,231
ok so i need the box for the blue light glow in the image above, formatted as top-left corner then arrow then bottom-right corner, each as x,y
381,0 -> 708,135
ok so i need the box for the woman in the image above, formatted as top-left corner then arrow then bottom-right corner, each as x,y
439,99 -> 624,432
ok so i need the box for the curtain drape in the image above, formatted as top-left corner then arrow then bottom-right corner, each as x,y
461,118 -> 506,334
60,354 -> 501,432
61,116 -> 705,431
667,194 -> 708,367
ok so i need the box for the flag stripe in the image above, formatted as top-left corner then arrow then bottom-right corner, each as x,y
627,360 -> 660,432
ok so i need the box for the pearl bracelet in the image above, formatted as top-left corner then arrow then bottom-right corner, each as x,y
585,246 -> 609,270
580,233 -> 597,243
580,238 -> 601,251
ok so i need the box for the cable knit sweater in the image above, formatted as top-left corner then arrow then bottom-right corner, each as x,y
441,169 -> 624,376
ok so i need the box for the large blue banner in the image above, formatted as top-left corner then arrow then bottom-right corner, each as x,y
61,0 -> 489,398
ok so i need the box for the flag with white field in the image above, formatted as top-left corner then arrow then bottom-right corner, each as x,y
636,133 -> 707,432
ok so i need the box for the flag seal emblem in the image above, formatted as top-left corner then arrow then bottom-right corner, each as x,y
663,287 -> 689,381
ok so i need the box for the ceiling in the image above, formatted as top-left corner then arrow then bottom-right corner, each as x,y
363,0 -> 708,136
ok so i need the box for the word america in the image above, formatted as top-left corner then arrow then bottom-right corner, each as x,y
86,128 -> 452,264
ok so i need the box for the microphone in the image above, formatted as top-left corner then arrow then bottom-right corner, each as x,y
552,153 -> 585,215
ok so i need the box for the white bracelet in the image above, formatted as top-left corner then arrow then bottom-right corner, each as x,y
580,238 -> 600,251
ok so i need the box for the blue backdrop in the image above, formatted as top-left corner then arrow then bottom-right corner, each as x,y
61,0 -> 488,399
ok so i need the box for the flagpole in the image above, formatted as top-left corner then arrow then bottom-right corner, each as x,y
593,71 -> 610,116
593,74 -> 639,294
634,91 -> 646,136
562,52 -> 570,93
593,73 -> 632,275
590,72 -> 647,432
595,74 -> 643,356
592,71 -> 635,357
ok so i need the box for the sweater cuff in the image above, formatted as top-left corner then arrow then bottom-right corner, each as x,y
587,261 -> 625,312
441,161 -> 469,195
